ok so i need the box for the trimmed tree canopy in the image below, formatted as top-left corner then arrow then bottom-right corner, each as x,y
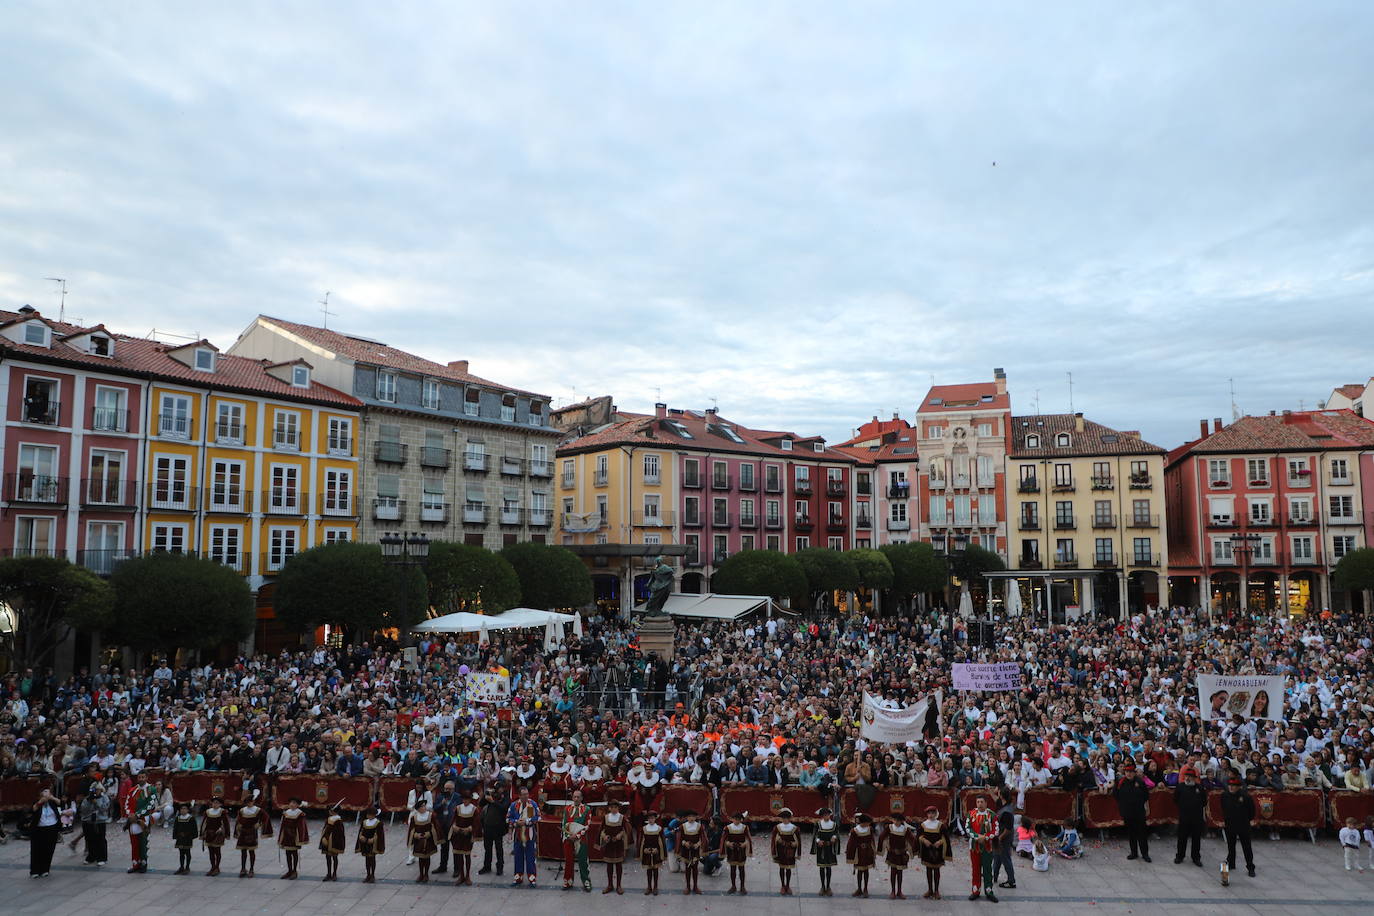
847,548 -> 894,590
110,552 -> 252,653
952,544 -> 1006,582
794,547 -> 860,607
426,541 -> 521,615
498,541 -> 593,609
275,542 -> 427,639
1333,547 -> 1374,592
0,556 -> 113,668
880,542 -> 948,597
710,549 -> 808,603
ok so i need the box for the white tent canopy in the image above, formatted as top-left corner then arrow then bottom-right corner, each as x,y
413,607 -> 579,634
644,593 -> 772,620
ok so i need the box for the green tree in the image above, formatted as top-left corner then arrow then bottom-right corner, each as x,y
499,541 -> 593,609
426,541 -> 521,615
710,550 -> 808,604
951,544 -> 1006,582
110,553 -> 253,654
847,548 -> 894,590
274,542 -> 427,641
794,547 -> 860,611
0,556 -> 114,668
1333,547 -> 1374,592
880,542 -> 949,610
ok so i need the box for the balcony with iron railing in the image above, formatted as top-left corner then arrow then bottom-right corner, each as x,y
711,473 -> 732,491
374,441 -> 408,464
593,470 -> 608,486
1288,514 -> 1318,527
1206,516 -> 1236,529
527,510 -> 551,527
929,478 -> 947,491
1129,473 -> 1152,489
683,471 -> 702,489
1131,552 -> 1161,568
764,477 -> 783,493
1291,551 -> 1319,565
90,406 -> 129,433
713,550 -> 730,565
1094,554 -> 1117,568
1019,556 -> 1043,570
712,511 -> 731,528
1091,475 -> 1114,490
887,483 -> 911,499
327,436 -> 352,456
501,456 -> 524,476
794,514 -> 814,531
826,479 -> 846,497
1209,476 -> 1232,489
682,509 -> 702,527
419,501 -> 450,524
1053,515 -> 1076,530
81,478 -> 137,509
856,480 -> 872,496
561,473 -> 575,489
1287,470 -> 1312,486
462,503 -> 488,524
23,399 -> 61,426
1018,516 -> 1041,531
202,551 -> 247,574
464,452 -> 488,473
856,514 -> 872,530
77,548 -> 139,576
273,429 -> 300,451
1017,478 -> 1039,494
1052,479 -> 1076,493
214,421 -> 244,445
1054,552 -> 1078,569
420,447 -> 451,469
499,507 -> 524,525
206,488 -> 253,513
1328,513 -> 1360,525
827,513 -> 845,531
738,474 -> 757,492
738,512 -> 758,529
1248,515 -> 1277,528
1329,474 -> 1354,486
373,497 -> 405,521
684,547 -> 702,567
262,551 -> 299,574
1248,477 -> 1271,488
264,490 -> 308,515
318,493 -> 357,517
886,517 -> 910,532
1092,514 -> 1116,529
764,514 -> 782,529
146,483 -> 196,512
1251,552 -> 1277,565
1127,514 -> 1159,529
529,460 -> 553,478
633,510 -> 675,527
157,413 -> 191,439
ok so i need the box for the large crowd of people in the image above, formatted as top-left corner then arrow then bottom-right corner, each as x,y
3,603 -> 1373,896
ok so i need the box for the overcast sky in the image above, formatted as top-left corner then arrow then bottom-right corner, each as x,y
2,2 -> 1371,448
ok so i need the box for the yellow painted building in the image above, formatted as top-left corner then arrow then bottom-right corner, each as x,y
141,342 -> 363,595
1006,412 -> 1169,617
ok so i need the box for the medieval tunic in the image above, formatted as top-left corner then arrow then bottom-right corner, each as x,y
408,811 -> 440,858
880,822 -> 912,870
677,820 -> 704,865
355,816 -> 386,857
448,802 -> 481,855
318,814 -> 347,856
918,818 -> 952,868
234,805 -> 270,850
845,823 -> 877,871
722,822 -> 751,866
598,811 -> 629,864
811,818 -> 840,867
277,809 -> 309,850
200,806 -> 230,848
639,823 -> 667,869
771,822 -> 801,867
172,812 -> 199,850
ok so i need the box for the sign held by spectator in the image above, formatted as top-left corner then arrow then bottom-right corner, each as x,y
1197,674 -> 1284,721
467,671 -> 511,703
952,662 -> 1023,691
861,690 -> 941,743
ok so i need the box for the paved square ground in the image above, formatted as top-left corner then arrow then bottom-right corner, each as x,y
2,823 -> 1371,915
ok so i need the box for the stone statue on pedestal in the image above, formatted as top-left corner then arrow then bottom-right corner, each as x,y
643,555 -> 674,617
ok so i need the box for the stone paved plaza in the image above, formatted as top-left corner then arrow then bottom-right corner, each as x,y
1,824 -> 1371,915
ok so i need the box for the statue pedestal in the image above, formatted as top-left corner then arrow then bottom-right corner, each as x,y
637,615 -> 676,661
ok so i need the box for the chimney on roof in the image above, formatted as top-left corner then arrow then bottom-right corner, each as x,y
1074,412 -> 1084,432
994,367 -> 1007,395
447,359 -> 469,374
655,402 -> 668,419
1121,430 -> 1140,439
1269,410 -> 1276,416
1200,419 -> 1209,439
704,407 -> 717,420
18,304 -> 36,315
892,411 -> 899,420
1213,418 -> 1223,433
872,415 -> 879,423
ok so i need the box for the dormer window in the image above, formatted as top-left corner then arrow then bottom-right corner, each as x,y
292,365 -> 310,387
1056,433 -> 1071,447
781,439 -> 793,451
812,442 -> 824,453
1026,434 -> 1040,448
194,348 -> 215,372
89,335 -> 112,357
23,323 -> 48,346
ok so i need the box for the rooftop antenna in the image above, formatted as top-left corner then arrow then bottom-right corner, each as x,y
44,277 -> 67,323
654,386 -> 662,402
1067,372 -> 1074,414
318,291 -> 335,328
1229,378 -> 1240,421
710,396 -> 718,412
1033,389 -> 1041,415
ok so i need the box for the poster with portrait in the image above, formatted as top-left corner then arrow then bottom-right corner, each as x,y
1196,674 -> 1284,721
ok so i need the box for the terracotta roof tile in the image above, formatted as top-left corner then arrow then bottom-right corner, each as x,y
559,409 -> 855,462
254,315 -> 549,400
1008,414 -> 1165,457
917,382 -> 1010,413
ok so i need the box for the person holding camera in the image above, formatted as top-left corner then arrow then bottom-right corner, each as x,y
78,781 -> 112,866
30,787 -> 62,877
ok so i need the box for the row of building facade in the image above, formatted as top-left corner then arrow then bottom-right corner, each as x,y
3,302 -> 1371,650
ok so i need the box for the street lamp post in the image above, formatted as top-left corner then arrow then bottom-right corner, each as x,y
936,532 -> 969,657
380,531 -> 430,635
1228,532 -> 1260,615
